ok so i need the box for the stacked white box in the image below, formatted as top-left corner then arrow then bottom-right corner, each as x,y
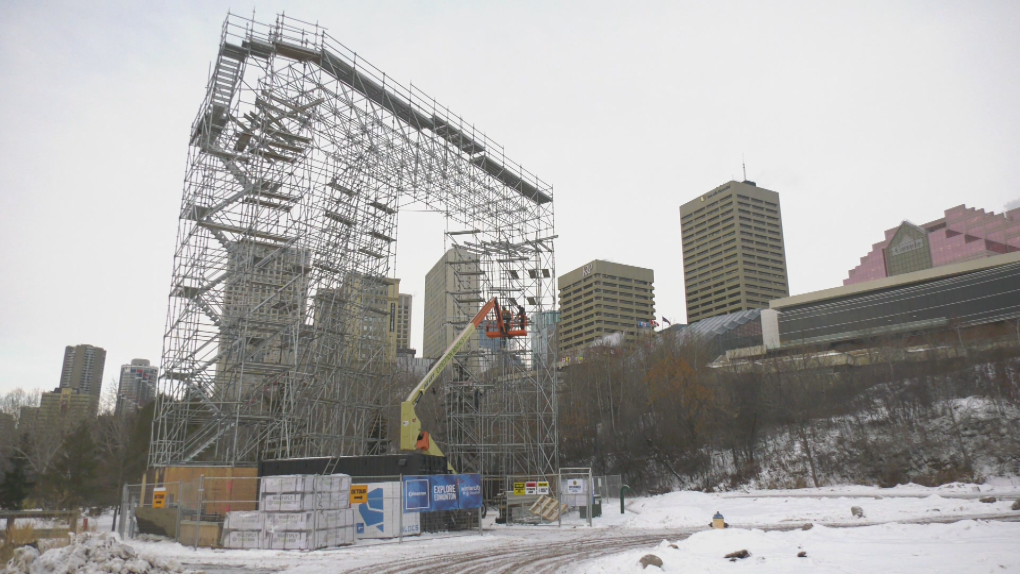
312,508 -> 355,529
261,474 -> 317,494
257,473 -> 355,550
313,474 -> 351,493
222,529 -> 262,549
337,525 -> 355,546
224,510 -> 264,530
222,511 -> 265,549
261,492 -> 317,512
265,511 -> 318,531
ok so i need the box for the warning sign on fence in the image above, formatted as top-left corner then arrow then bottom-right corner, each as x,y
152,488 -> 166,509
350,485 -> 368,505
513,482 -> 526,496
525,481 -> 537,495
537,481 -> 550,495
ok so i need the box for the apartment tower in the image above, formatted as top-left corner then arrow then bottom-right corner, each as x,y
115,358 -> 159,416
557,260 -> 655,354
679,180 -> 789,323
58,344 -> 106,412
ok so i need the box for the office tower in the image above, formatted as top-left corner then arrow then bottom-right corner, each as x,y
395,293 -> 413,353
557,260 -> 655,354
423,247 -> 481,360
679,180 -> 789,323
115,358 -> 159,416
217,241 -> 311,399
845,204 -> 1020,285
58,344 -> 106,414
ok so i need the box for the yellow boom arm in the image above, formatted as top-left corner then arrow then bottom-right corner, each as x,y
400,298 -> 500,470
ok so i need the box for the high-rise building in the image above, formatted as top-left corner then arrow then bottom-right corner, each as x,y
530,310 -> 560,369
423,247 -> 481,360
679,180 -> 789,323
395,293 -> 413,353
381,278 -> 401,361
557,260 -> 655,354
845,204 -> 1020,285
115,359 -> 159,416
58,344 -> 106,414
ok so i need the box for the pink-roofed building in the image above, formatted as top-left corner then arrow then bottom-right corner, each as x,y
845,204 -> 1020,286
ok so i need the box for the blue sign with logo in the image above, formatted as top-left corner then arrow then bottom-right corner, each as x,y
402,476 -> 431,512
457,474 -> 483,510
430,475 -> 459,511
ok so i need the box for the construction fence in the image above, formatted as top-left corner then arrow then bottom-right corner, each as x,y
499,470 -> 624,526
119,474 -> 483,549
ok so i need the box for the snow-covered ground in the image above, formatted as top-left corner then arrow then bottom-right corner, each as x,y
572,521 -> 1020,573
91,482 -> 1020,573
600,482 -> 1020,529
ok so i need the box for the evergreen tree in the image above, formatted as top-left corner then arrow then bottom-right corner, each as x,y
38,422 -> 100,509
0,434 -> 34,510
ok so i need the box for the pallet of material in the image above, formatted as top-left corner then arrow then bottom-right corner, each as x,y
529,495 -> 569,521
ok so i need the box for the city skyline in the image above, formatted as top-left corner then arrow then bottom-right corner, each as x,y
2,2 -> 1020,393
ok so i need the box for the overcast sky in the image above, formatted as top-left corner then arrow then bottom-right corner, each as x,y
1,1 -> 1018,396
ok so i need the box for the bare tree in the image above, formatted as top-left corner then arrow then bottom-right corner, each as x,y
0,387 -> 42,427
98,377 -> 120,416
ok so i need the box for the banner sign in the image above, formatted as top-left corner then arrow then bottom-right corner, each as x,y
430,475 -> 459,511
403,474 -> 484,512
457,474 -> 483,510
402,476 -> 431,513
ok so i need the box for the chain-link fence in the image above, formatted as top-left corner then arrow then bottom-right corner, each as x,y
496,472 -> 622,526
119,473 -> 482,549
118,471 -> 621,544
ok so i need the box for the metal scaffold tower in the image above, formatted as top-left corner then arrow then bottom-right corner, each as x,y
150,13 -> 557,477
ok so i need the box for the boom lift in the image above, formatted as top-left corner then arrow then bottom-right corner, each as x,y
400,298 -> 527,471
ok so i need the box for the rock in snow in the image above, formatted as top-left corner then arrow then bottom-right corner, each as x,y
1012,499 -> 1020,511
851,506 -> 865,518
638,554 -> 663,569
3,533 -> 202,574
978,496 -> 997,503
724,549 -> 750,560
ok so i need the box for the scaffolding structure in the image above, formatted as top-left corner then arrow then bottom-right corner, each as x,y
149,13 -> 557,478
